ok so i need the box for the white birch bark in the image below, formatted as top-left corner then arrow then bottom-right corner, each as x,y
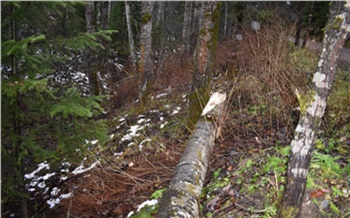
281,1 -> 350,217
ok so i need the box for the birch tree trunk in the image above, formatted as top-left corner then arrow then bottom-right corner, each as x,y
188,2 -> 221,127
157,92 -> 226,217
125,1 -> 137,73
280,1 -> 350,217
139,1 -> 154,109
182,1 -> 192,55
157,121 -> 215,218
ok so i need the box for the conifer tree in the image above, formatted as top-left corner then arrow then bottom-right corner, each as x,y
1,2 -> 114,216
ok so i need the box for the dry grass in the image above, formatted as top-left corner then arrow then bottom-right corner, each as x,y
56,142 -> 182,217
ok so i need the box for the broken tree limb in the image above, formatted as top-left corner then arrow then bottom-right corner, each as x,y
157,92 -> 226,218
280,1 -> 350,217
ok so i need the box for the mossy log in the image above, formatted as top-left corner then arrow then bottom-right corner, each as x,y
157,92 -> 226,218
157,121 -> 215,217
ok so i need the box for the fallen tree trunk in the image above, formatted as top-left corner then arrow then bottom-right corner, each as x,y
157,121 -> 215,217
157,92 -> 226,218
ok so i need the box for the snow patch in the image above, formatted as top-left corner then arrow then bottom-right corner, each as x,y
137,199 -> 158,212
121,125 -> 144,142
160,122 -> 168,129
156,93 -> 168,98
24,162 -> 50,179
139,138 -> 152,150
172,106 -> 181,115
72,161 -> 100,175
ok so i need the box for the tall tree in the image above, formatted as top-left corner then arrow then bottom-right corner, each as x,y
1,2 -> 111,216
125,1 -> 137,73
182,1 -> 192,55
85,1 -> 95,33
280,1 -> 350,217
100,1 -> 109,30
85,1 -> 100,95
156,1 -> 164,27
139,1 -> 154,109
293,2 -> 306,46
188,2 -> 221,127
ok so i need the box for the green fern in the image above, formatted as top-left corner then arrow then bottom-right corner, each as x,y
329,200 -> 340,215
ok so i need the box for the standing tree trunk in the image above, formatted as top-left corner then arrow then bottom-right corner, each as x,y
85,1 -> 99,95
11,5 -> 29,217
294,2 -> 306,46
100,1 -> 109,30
188,2 -> 221,128
223,2 -> 228,38
182,1 -> 192,56
302,1 -> 315,48
139,1 -> 154,109
156,1 -> 164,27
280,1 -> 350,217
125,1 -> 137,73
85,2 -> 95,33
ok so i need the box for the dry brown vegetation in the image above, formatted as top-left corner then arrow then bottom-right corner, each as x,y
48,22 -> 349,217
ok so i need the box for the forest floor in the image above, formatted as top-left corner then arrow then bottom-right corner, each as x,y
28,37 -> 349,218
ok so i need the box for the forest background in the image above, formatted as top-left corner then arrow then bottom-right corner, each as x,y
1,1 -> 349,217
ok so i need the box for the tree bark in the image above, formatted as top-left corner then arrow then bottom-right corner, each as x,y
157,121 -> 215,218
157,93 -> 226,218
139,1 -> 154,108
302,2 -> 315,48
100,1 -> 109,30
182,1 -> 192,55
294,2 -> 306,46
223,2 -> 228,38
156,1 -> 164,27
125,1 -> 137,73
85,1 -> 99,95
85,2 -> 95,33
280,1 -> 350,217
188,2 -> 221,128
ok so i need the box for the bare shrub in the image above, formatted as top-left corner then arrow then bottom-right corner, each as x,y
234,23 -> 312,129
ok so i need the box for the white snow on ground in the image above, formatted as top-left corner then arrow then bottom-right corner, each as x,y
47,192 -> 73,209
72,161 -> 100,175
24,162 -> 50,179
156,92 -> 168,98
23,88 -> 185,210
139,138 -> 152,150
172,106 -> 181,115
121,125 -> 144,142
160,122 -> 168,129
127,199 -> 159,218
